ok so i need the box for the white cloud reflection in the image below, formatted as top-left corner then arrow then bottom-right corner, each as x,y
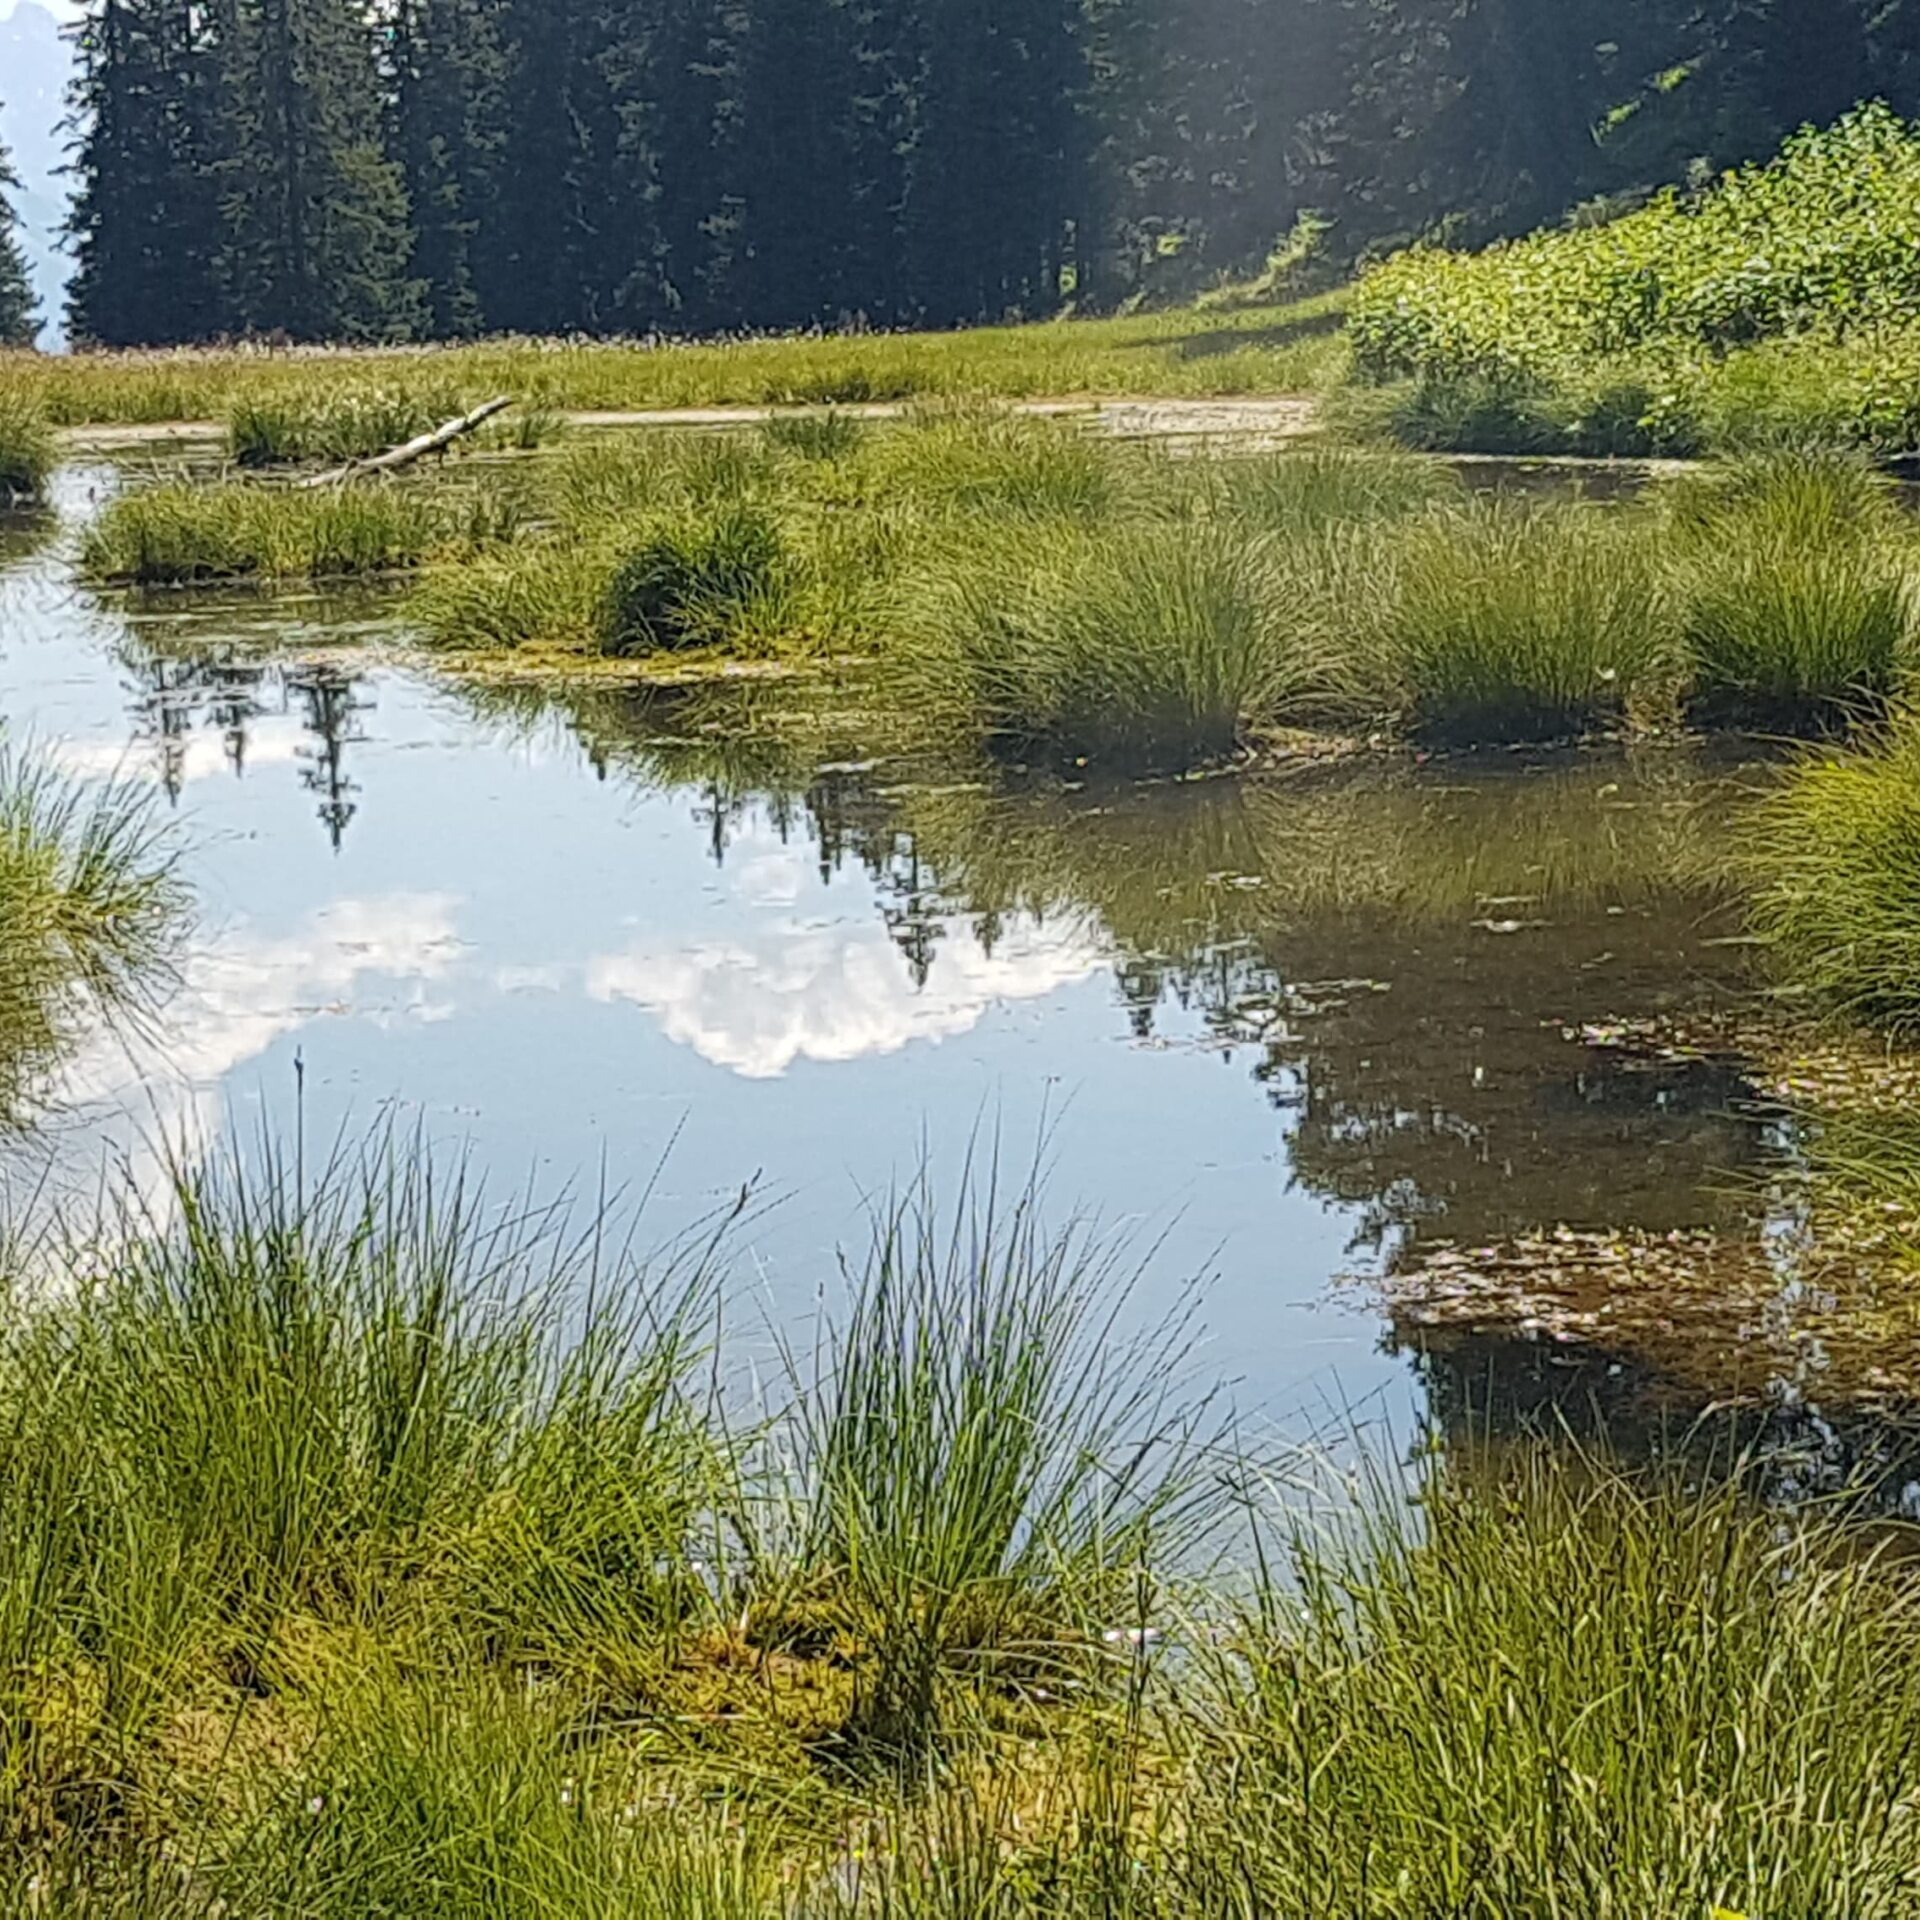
586,914 -> 1102,1079
13,894 -> 466,1229
47,722 -> 308,788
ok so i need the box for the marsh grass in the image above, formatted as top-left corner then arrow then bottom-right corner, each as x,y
0,750 -> 184,1124
1376,499 -> 1670,743
602,505 -> 791,656
0,389 -> 52,497
1745,717 -> 1920,1030
860,406 -> 1131,521
890,524 -> 1339,772
229,381 -> 468,466
2,294 -> 1351,427
763,409 -> 868,460
771,1165 -> 1224,1766
0,1116 -> 1917,1907
412,537 -> 614,652
81,479 -> 461,583
1179,1444 -> 1920,1918
1667,449 -> 1918,727
1195,440 -> 1460,528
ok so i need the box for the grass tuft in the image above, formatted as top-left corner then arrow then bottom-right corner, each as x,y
0,387 -> 53,497
1183,1445 -> 1920,1916
1373,499 -> 1669,743
1745,717 -> 1920,1031
891,523 -> 1332,772
602,506 -> 790,656
81,480 -> 462,583
1668,449 -> 1918,728
0,748 -> 184,1123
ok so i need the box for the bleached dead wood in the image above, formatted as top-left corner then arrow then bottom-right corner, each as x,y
299,397 -> 513,488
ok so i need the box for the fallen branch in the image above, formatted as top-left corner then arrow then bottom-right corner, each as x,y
299,397 -> 514,488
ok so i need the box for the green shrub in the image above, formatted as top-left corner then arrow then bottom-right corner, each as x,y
1746,719 -> 1920,1030
1669,450 -> 1917,727
891,524 -> 1332,771
600,506 -> 789,656
1350,107 -> 1920,456
0,387 -> 53,496
1375,500 -> 1669,743
1353,106 -> 1920,383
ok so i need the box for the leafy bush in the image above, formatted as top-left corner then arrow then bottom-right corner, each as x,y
1355,107 -> 1920,380
600,506 -> 788,655
1351,106 -> 1920,454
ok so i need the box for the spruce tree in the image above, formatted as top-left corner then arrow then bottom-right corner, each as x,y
66,1 -> 219,346
210,0 -> 422,340
0,129 -> 36,347
391,0 -> 508,337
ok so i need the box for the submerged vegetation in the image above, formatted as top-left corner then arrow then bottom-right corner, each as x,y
0,1128 -> 1913,1913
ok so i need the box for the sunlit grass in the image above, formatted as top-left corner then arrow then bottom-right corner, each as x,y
888,522 -> 1344,772
1746,716 -> 1920,1031
1372,498 -> 1671,743
2,294 -> 1351,428
0,749 -> 185,1124
0,386 -> 53,496
1667,449 -> 1919,727
1181,1445 -> 1920,1917
81,479 -> 470,583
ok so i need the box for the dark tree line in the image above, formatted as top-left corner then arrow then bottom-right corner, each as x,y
48,0 -> 1920,348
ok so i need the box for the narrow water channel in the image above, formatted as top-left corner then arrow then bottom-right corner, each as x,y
0,464 -> 1827,1460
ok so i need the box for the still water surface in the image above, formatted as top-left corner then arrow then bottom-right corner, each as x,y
0,466 -> 1785,1448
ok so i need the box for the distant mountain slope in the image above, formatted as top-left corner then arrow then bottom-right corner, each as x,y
2,2 -> 73,346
